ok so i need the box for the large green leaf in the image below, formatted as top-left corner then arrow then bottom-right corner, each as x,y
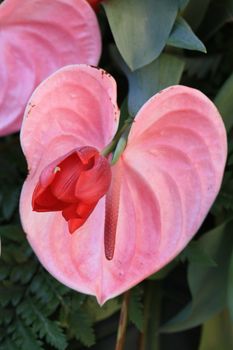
113,49 -> 185,116
160,220 -> 233,332
179,241 -> 217,267
128,53 -> 184,115
199,0 -> 233,40
215,71 -> 233,132
104,0 -> 179,70
199,310 -> 233,350
167,17 -> 206,52
178,0 -> 190,10
183,0 -> 211,30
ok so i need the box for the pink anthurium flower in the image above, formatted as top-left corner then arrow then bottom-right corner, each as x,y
0,0 -> 101,137
20,65 -> 227,304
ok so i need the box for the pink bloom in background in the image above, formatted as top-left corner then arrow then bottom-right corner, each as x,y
0,0 -> 101,137
20,65 -> 227,304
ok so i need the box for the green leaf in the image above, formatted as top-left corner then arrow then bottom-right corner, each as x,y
215,71 -> 233,132
1,187 -> 20,220
0,285 -> 23,307
0,225 -> 25,243
129,286 -> 144,331
227,249 -> 233,322
10,261 -> 37,284
112,48 -> 185,116
211,172 -> 233,215
0,262 -> 10,281
142,282 -> 161,349
185,55 -> 221,79
17,298 -> 67,350
69,308 -> 95,347
179,241 -> 217,267
148,259 -> 178,280
0,339 -> 21,350
12,319 -> 43,350
199,310 -> 233,350
104,0 -> 179,70
167,17 -> 206,52
178,0 -> 190,10
84,296 -> 120,322
161,220 -> 233,332
199,0 -> 233,40
0,307 -> 13,326
30,270 -> 68,311
183,0 -> 211,30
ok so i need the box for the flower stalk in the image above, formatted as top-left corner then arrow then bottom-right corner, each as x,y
101,118 -> 133,161
115,290 -> 131,350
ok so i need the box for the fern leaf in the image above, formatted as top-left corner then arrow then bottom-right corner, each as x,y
17,298 -> 67,350
69,308 -> 95,347
129,286 -> 144,331
11,318 -> 43,350
30,270 -> 68,312
0,338 -> 21,350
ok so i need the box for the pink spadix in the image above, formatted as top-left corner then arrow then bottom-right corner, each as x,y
0,0 -> 101,136
20,65 -> 227,304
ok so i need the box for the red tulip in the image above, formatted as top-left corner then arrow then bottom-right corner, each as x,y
0,0 -> 101,137
20,65 -> 227,304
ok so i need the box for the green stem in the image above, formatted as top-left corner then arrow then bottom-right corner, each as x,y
139,281 -> 161,350
101,119 -> 133,158
115,290 -> 131,350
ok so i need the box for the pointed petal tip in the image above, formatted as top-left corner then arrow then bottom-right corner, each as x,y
96,293 -> 111,306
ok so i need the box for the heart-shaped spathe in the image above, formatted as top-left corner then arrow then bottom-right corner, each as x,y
20,65 -> 227,304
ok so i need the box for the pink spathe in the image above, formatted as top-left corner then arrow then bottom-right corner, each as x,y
20,65 -> 227,304
0,0 -> 101,136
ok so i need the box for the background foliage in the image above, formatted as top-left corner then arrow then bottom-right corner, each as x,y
0,0 -> 233,349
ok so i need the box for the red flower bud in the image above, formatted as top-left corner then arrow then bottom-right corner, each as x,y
32,146 -> 111,233
87,0 -> 102,10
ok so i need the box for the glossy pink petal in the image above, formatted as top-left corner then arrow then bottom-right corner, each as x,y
110,85 -> 226,299
20,65 -> 226,304
20,65 -> 119,300
0,0 -> 101,136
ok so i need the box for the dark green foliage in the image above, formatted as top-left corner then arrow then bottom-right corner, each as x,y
128,286 -> 144,331
0,225 -> 96,349
68,308 -> 95,347
161,221 -> 233,332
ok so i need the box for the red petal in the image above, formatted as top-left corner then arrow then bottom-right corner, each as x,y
75,155 -> 112,202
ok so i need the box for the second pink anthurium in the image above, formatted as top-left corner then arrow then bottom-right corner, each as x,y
20,65 -> 227,304
0,0 -> 101,136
